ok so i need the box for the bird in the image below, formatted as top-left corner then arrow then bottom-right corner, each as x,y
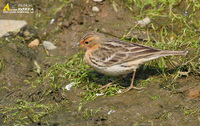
77,31 -> 188,92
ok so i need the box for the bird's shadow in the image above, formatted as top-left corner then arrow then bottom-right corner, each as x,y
88,65 -> 182,88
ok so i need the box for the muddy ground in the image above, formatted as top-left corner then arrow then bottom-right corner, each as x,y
0,0 -> 200,125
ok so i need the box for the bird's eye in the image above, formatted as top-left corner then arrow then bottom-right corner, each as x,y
85,41 -> 89,44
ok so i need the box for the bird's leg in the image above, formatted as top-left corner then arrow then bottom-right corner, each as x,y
95,75 -> 126,91
123,70 -> 143,93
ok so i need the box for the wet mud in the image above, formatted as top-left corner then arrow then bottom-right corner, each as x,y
0,0 -> 200,125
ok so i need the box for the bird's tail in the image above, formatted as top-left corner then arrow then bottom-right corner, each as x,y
159,50 -> 188,57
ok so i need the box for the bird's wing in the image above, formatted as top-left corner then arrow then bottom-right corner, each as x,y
90,39 -> 161,67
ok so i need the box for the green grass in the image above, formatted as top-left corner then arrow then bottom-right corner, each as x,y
125,0 -> 199,80
1,0 -> 200,125
28,51 -> 125,101
28,0 -> 200,99
1,100 -> 55,125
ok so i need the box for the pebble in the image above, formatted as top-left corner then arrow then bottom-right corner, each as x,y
188,86 -> 200,99
28,39 -> 40,48
137,17 -> 151,27
43,41 -> 57,50
93,0 -> 103,2
92,6 -> 100,12
23,30 -> 30,37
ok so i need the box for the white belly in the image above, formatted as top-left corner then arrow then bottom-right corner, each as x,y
85,54 -> 139,76
92,65 -> 137,76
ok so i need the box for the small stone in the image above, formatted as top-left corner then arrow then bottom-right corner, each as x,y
137,17 -> 151,27
188,86 -> 200,99
93,0 -> 103,2
23,30 -> 30,37
43,41 -> 57,50
28,39 -> 40,48
92,6 -> 100,12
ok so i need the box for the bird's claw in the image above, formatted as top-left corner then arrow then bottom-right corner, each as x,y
122,86 -> 144,93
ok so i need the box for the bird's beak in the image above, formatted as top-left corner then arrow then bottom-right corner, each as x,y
73,43 -> 81,48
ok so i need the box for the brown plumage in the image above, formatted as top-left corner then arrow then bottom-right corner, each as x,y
78,31 -> 188,92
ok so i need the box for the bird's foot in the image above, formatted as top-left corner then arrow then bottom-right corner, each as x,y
122,86 -> 143,93
94,83 -> 116,91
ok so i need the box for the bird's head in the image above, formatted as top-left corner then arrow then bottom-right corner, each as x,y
78,32 -> 105,50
